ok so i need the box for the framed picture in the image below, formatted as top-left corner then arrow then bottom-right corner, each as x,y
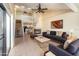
51,20 -> 63,29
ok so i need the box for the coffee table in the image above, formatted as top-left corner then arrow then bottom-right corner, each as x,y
35,36 -> 50,43
45,51 -> 56,56
35,36 -> 50,52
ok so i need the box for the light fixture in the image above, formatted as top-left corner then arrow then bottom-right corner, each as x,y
27,8 -> 31,10
70,29 -> 74,36
15,5 -> 20,8
21,6 -> 25,9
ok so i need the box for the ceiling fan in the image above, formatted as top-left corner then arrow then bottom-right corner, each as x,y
32,4 -> 48,13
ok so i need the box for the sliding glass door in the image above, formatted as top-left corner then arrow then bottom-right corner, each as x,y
0,4 -> 6,56
0,5 -> 4,56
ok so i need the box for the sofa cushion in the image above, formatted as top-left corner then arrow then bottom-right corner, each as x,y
62,32 -> 69,39
66,39 -> 79,55
42,32 -> 47,36
54,35 -> 66,43
74,48 -> 79,56
45,34 -> 52,38
50,31 -> 56,35
49,44 -> 72,56
56,31 -> 63,36
42,31 -> 66,43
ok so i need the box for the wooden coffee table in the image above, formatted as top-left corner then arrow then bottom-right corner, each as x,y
35,36 -> 50,52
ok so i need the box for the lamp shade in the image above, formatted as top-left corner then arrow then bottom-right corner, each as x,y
70,29 -> 74,33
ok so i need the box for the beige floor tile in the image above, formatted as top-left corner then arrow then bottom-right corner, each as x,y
9,34 -> 44,56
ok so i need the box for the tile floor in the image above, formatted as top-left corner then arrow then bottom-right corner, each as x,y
9,34 -> 44,56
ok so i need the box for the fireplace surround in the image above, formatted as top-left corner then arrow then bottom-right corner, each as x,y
34,29 -> 41,34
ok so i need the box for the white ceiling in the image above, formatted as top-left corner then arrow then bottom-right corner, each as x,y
14,3 -> 72,12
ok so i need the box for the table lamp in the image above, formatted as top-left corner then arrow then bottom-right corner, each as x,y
70,29 -> 74,36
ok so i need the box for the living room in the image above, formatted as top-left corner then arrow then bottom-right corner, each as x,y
8,3 -> 79,56
1,1 -> 79,59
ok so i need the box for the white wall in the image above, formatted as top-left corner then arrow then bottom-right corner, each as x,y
16,13 -> 44,34
33,10 -> 72,32
33,13 -> 44,34
6,13 -> 11,53
43,12 -> 79,38
3,3 -> 15,49
33,13 -> 42,28
10,14 -> 15,49
16,14 -> 33,23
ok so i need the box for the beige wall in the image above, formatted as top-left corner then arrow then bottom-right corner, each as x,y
33,10 -> 72,32
43,12 -> 79,38
43,10 -> 72,19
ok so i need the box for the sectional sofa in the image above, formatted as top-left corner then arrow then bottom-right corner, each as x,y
49,39 -> 79,56
42,31 -> 68,43
42,31 -> 79,56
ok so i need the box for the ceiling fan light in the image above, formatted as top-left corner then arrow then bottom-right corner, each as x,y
27,8 -> 31,10
21,6 -> 25,9
15,5 -> 20,8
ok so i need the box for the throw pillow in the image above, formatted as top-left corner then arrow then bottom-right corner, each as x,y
47,30 -> 50,34
62,32 -> 69,39
63,34 -> 77,49
56,31 -> 59,36
56,31 -> 63,36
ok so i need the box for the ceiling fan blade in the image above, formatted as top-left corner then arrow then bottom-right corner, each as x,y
42,8 -> 48,10
40,10 -> 44,13
32,9 -> 38,11
34,3 -> 47,13
36,10 -> 39,13
24,11 -> 27,14
36,11 -> 45,13
36,10 -> 45,13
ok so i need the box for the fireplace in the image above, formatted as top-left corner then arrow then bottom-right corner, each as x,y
34,29 -> 41,34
